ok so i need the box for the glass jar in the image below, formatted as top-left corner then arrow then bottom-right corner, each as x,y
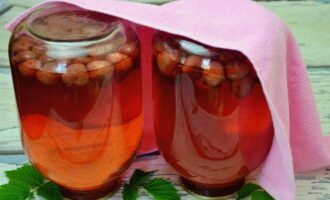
152,31 -> 274,199
9,5 -> 142,199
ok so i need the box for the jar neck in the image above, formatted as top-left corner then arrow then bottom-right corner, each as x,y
25,6 -> 121,42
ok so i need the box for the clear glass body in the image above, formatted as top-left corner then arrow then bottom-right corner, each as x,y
9,6 -> 142,198
152,31 -> 274,197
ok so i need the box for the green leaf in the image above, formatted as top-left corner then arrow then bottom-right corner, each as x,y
122,183 -> 138,200
0,182 -> 33,200
129,169 -> 156,186
2,164 -> 63,200
122,169 -> 156,200
251,191 -> 275,200
143,178 -> 180,200
237,183 -> 262,199
5,165 -> 44,187
36,181 -> 63,200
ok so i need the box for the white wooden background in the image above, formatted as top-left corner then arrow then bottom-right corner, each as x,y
0,0 -> 329,199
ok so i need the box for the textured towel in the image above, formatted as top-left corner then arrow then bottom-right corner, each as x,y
6,0 -> 330,199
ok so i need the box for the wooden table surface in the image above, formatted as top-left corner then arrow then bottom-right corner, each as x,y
0,0 -> 329,199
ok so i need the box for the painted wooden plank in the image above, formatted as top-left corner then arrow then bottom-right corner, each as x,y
0,162 -> 17,185
0,156 -> 329,199
4,0 -> 45,8
261,1 -> 330,67
0,67 -> 329,154
0,69 -> 21,154
0,1 -> 330,67
0,1 -> 9,13
0,6 -> 27,67
309,68 -> 330,136
0,154 -> 28,165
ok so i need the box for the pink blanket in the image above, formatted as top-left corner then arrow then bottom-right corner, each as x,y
6,0 -> 330,199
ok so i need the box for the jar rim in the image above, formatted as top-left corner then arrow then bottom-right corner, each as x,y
24,5 -> 121,42
154,31 -> 221,58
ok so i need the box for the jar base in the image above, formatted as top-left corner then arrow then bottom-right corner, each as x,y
180,177 -> 245,200
60,178 -> 121,200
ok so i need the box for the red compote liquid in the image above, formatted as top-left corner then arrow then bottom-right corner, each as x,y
152,31 -> 274,198
9,7 -> 142,200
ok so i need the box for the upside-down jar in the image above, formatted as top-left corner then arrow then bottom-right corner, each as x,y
9,5 -> 142,200
152,31 -> 274,199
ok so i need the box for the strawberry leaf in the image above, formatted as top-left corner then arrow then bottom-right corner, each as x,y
36,181 -> 63,200
251,190 -> 275,200
237,183 -> 262,199
123,183 -> 138,200
143,178 -> 180,200
0,182 -> 33,200
5,165 -> 44,188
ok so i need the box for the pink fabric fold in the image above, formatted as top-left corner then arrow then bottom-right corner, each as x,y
6,0 -> 330,199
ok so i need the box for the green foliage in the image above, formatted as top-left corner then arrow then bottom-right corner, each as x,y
0,165 -> 62,200
0,182 -> 33,200
251,191 -> 275,200
122,169 -> 180,200
0,165 -> 275,200
143,178 -> 180,200
123,183 -> 139,200
36,181 -> 63,200
5,164 -> 44,187
237,183 -> 274,200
